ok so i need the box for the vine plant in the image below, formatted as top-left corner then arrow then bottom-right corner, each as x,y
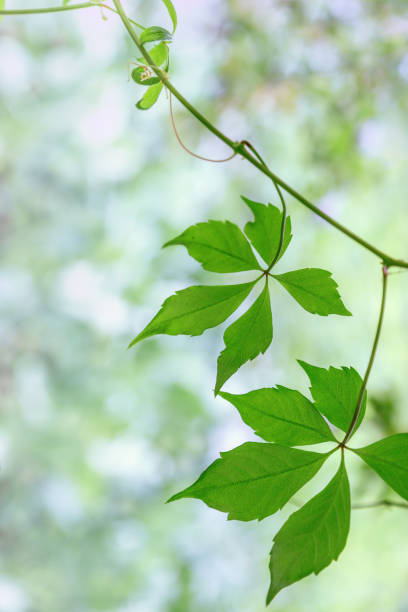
2,0 -> 408,604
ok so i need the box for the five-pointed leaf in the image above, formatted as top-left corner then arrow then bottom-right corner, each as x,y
243,196 -> 292,266
167,442 -> 329,521
272,268 -> 351,316
352,434 -> 408,501
164,220 -> 261,273
298,360 -> 366,434
129,281 -> 255,346
215,283 -> 272,394
220,386 -> 336,446
267,459 -> 350,604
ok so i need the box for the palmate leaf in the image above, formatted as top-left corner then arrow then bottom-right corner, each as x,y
299,360 -> 366,434
352,434 -> 408,501
129,281 -> 255,346
214,283 -> 272,394
164,220 -> 261,273
220,386 -> 336,446
242,196 -> 292,265
168,442 -> 329,521
267,458 -> 350,604
272,268 -> 352,316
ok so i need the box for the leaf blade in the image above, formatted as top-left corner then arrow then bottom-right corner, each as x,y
267,459 -> 350,604
168,442 -> 329,521
352,434 -> 408,501
140,26 -> 172,45
243,196 -> 292,266
136,83 -> 163,110
272,268 -> 351,316
160,0 -> 177,33
164,220 -> 261,273
138,41 -> 169,69
220,386 -> 336,445
129,281 -> 255,346
215,283 -> 272,394
298,360 -> 366,434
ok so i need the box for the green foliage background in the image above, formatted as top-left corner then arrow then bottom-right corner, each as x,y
0,0 -> 408,610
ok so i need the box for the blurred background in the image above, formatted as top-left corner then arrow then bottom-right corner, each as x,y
0,0 -> 408,610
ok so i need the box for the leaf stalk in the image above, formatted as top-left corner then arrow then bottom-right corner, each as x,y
342,265 -> 389,444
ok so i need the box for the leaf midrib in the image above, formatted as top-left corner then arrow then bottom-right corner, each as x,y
175,237 -> 259,268
244,402 -> 331,440
275,275 -> 333,305
156,284 -> 254,325
187,455 -> 326,495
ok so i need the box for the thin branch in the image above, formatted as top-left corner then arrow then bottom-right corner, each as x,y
342,265 -> 389,445
239,141 -> 287,271
0,2 -> 145,29
353,500 -> 408,510
0,3 -> 98,15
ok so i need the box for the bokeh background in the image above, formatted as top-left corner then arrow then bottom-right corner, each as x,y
1,0 -> 408,610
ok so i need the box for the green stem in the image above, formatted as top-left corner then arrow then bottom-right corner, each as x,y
111,0 -> 408,269
240,141 -> 287,271
0,3 -> 97,15
353,500 -> 408,510
0,2 -> 145,29
342,266 -> 389,445
267,181 -> 287,271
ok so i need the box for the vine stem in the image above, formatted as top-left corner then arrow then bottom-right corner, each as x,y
0,2 -> 145,29
342,265 -> 389,445
0,3 -> 98,15
239,141 -> 287,271
352,500 -> 408,510
2,2 -> 408,270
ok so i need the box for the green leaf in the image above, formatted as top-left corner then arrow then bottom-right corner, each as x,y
272,268 -> 352,316
131,67 -> 161,86
160,0 -> 177,33
140,26 -> 172,45
138,42 -> 169,69
220,386 -> 336,446
164,220 -> 261,273
267,459 -> 350,604
298,360 -> 366,434
352,434 -> 408,501
242,196 -> 292,266
168,442 -> 329,521
136,83 -> 163,110
215,283 -> 272,394
0,0 -> 5,20
129,281 -> 255,347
